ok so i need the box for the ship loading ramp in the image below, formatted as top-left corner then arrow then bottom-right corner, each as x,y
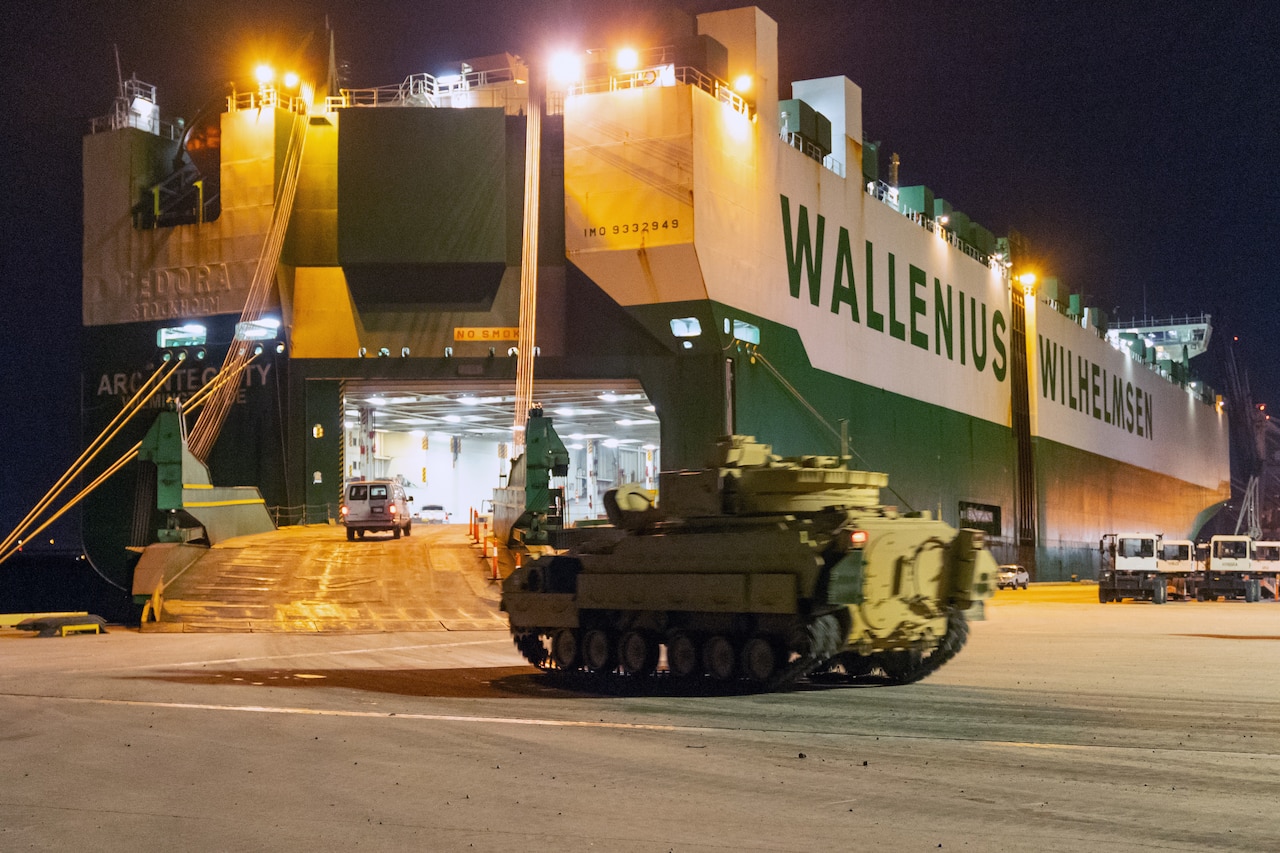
135,523 -> 510,632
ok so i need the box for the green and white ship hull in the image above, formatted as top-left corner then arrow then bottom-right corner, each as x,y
79,6 -> 1228,597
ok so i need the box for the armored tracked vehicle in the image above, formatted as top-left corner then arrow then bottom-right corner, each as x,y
501,436 -> 996,690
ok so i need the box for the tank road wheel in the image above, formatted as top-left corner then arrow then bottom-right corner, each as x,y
550,628 -> 580,670
346,527 -> 355,542
665,631 -> 700,678
582,629 -> 617,673
878,649 -> 924,683
703,635 -> 737,681
833,651 -> 875,678
740,637 -> 779,683
619,631 -> 659,676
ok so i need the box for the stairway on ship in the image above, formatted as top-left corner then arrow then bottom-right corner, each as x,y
140,523 -> 510,632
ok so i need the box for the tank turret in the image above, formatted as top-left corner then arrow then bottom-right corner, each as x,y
502,435 -> 995,689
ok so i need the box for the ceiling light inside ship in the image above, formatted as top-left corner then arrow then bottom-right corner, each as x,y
337,382 -> 661,518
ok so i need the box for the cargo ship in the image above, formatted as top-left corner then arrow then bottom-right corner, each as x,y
77,5 -> 1228,604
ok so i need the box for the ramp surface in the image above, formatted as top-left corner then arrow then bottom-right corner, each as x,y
143,523 -> 509,632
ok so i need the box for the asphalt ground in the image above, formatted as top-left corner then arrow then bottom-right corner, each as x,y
2,583 -> 1278,851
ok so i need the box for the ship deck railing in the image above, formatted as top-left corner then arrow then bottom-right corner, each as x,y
568,65 -> 752,119
780,131 -> 845,177
327,68 -> 551,116
865,179 -> 995,268
1110,314 -> 1212,333
226,88 -> 310,115
88,100 -> 183,140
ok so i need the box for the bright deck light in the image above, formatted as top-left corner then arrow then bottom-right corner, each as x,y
255,64 -> 274,85
549,51 -> 582,85
616,48 -> 639,71
733,73 -> 752,93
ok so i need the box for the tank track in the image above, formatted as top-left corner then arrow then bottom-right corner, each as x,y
879,607 -> 969,685
765,612 -> 845,691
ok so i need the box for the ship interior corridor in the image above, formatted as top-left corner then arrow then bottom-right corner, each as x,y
341,380 -> 660,525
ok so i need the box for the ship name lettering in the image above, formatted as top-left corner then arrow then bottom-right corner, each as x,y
96,363 -> 271,400
137,264 -> 232,299
780,194 -> 1007,381
1037,336 -> 1153,440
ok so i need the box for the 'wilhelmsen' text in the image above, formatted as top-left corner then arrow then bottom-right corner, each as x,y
1038,337 -> 1153,439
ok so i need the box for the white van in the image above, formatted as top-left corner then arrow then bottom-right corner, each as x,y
342,480 -> 412,540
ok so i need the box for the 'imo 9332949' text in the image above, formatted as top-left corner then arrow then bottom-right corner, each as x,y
582,218 -> 680,238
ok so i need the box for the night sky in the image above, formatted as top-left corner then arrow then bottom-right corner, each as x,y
2,1 -> 1277,545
